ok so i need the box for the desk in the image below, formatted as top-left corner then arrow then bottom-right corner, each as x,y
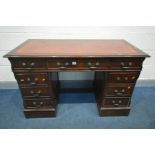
4,39 -> 150,118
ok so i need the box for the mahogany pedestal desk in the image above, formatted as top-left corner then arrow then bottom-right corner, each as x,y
4,39 -> 150,118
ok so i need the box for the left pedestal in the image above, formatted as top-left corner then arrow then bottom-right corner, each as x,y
9,58 -> 59,118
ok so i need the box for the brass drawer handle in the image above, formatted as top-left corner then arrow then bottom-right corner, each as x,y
117,77 -> 121,80
30,90 -> 34,94
38,90 -> 41,94
34,77 -> 38,81
20,79 -> 25,82
30,78 -> 38,85
121,66 -> 131,69
30,62 -> 35,67
125,77 -> 128,80
65,62 -> 70,66
89,66 -> 97,69
121,89 -> 125,92
33,94 -> 39,97
116,92 -> 123,96
114,103 -> 119,107
30,90 -> 41,97
95,62 -> 100,66
40,101 -> 43,105
22,62 -> 26,67
88,62 -> 92,66
118,100 -> 122,103
120,62 -> 125,66
120,62 -> 133,68
114,89 -> 118,93
36,102 -> 44,107
112,100 -> 116,103
30,82 -> 36,85
32,101 -> 44,107
42,78 -> 46,82
59,66 -> 67,69
131,76 -> 136,80
129,62 -> 132,66
32,101 -> 37,105
27,77 -> 31,82
114,90 -> 124,95
57,62 -> 61,66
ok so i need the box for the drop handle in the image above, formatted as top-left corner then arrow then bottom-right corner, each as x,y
129,62 -> 132,66
121,66 -> 131,69
30,82 -> 36,85
65,62 -> 70,66
32,101 -> 37,105
113,103 -> 119,107
27,77 -> 31,82
89,66 -> 97,69
117,77 -> 121,80
125,77 -> 128,80
22,62 -> 26,67
30,62 -> 35,67
33,94 -> 39,97
120,62 -> 133,68
120,62 -> 125,66
38,90 -> 41,94
95,62 -> 100,66
40,101 -> 43,105
59,66 -> 67,69
88,62 -> 92,66
115,92 -> 123,96
20,79 -> 24,82
36,101 -> 44,108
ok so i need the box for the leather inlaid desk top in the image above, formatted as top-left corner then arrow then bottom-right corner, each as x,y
4,39 -> 149,58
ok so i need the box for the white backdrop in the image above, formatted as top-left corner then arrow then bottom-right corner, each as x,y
0,26 -> 154,81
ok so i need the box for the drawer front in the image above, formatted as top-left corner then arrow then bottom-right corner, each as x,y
107,71 -> 140,83
104,84 -> 134,97
110,58 -> 143,70
102,97 -> 130,108
24,98 -> 56,109
48,58 -> 109,70
15,73 -> 48,86
48,58 -> 143,70
11,58 -> 47,70
21,86 -> 51,98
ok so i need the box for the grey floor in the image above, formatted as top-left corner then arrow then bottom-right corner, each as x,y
0,87 -> 155,128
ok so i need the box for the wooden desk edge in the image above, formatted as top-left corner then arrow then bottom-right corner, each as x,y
3,39 -> 150,58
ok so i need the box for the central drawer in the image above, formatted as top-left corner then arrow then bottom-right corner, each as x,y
21,86 -> 51,98
48,58 -> 109,70
48,58 -> 143,70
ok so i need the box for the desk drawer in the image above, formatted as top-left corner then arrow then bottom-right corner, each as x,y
104,83 -> 134,97
107,71 -> 140,83
101,97 -> 130,108
110,58 -> 143,70
48,58 -> 109,70
24,98 -> 56,109
11,58 -> 47,70
21,86 -> 51,98
15,73 -> 48,86
48,58 -> 143,70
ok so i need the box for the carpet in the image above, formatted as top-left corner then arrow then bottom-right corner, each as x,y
0,87 -> 155,129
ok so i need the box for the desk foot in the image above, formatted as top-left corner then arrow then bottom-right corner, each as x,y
98,107 -> 130,116
24,108 -> 57,118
